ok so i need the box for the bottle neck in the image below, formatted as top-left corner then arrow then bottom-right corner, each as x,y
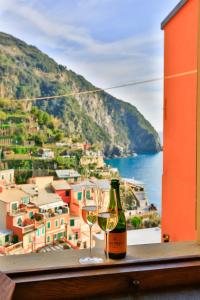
110,186 -> 122,210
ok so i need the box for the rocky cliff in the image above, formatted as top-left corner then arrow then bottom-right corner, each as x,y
0,32 -> 161,155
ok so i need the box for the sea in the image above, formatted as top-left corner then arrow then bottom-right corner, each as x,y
105,152 -> 163,211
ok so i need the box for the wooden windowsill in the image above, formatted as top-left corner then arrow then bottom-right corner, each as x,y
1,241 -> 200,274
2,241 -> 200,299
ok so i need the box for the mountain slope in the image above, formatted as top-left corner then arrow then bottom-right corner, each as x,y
0,32 -> 161,154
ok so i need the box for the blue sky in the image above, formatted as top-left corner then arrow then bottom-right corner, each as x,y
0,0 -> 180,131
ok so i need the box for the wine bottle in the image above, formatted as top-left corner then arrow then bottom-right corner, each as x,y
108,179 -> 127,259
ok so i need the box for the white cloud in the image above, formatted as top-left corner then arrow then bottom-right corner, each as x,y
0,0 -> 164,130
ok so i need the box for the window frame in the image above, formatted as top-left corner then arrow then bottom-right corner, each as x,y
2,4 -> 200,299
54,219 -> 59,228
47,221 -> 51,229
77,191 -> 82,200
4,241 -> 200,299
70,219 -> 75,227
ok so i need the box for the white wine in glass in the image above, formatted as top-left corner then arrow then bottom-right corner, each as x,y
98,184 -> 118,260
82,205 -> 97,226
79,198 -> 103,264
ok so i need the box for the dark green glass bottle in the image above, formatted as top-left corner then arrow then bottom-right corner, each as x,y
108,179 -> 127,259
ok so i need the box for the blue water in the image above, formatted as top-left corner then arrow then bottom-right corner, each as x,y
105,152 -> 163,211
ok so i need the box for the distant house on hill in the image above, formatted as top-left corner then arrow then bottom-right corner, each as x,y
56,169 -> 81,183
0,169 -> 14,185
38,148 -> 54,159
80,151 -> 104,168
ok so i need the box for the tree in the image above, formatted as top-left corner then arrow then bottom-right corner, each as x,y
34,133 -> 46,146
0,111 -> 7,121
131,216 -> 142,229
54,131 -> 64,142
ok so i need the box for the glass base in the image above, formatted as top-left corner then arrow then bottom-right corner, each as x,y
79,256 -> 103,264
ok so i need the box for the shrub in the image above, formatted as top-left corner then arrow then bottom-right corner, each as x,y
131,216 -> 142,229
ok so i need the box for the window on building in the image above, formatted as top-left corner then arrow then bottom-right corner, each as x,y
42,227 -> 45,235
55,220 -> 58,227
47,236 -> 50,243
11,202 -> 18,212
57,232 -> 63,239
61,219 -> 64,225
5,234 -> 9,243
17,217 -> 22,226
69,235 -> 72,240
66,190 -> 70,196
70,219 -> 75,227
75,232 -> 78,240
22,197 -> 30,205
29,211 -> 34,219
36,229 -> 40,237
86,190 -> 90,199
47,222 -> 51,229
77,192 -> 82,200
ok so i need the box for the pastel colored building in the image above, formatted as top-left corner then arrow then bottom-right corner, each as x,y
161,0 -> 198,241
51,180 -> 71,204
0,186 -> 36,254
0,229 -> 24,255
0,169 -> 14,185
23,185 -> 70,245
0,185 -> 29,229
80,152 -> 104,168
56,169 -> 81,183
28,176 -> 54,188
39,148 -> 55,159
0,178 -> 71,254
70,180 -> 97,217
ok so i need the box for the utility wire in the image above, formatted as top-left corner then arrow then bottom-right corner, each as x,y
11,69 -> 197,103
17,77 -> 163,102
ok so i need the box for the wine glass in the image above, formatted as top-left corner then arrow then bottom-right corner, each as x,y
79,191 -> 103,264
97,188 -> 118,260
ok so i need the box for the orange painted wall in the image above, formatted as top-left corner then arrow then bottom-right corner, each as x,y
162,0 -> 199,241
55,189 -> 71,204
45,214 -> 69,233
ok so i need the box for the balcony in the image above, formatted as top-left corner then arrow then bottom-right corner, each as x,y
14,224 -> 35,234
0,241 -> 23,255
38,207 -> 69,219
9,208 -> 27,217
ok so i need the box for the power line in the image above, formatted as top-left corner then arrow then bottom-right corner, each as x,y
11,69 -> 197,103
17,77 -> 163,102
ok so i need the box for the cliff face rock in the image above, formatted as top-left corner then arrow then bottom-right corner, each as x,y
0,32 -> 161,155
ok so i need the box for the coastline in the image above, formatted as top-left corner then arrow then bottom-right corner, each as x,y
105,152 -> 163,212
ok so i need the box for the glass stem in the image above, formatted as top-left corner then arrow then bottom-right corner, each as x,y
89,225 -> 92,257
106,231 -> 109,260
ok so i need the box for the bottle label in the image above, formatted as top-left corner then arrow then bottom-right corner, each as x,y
108,232 -> 127,254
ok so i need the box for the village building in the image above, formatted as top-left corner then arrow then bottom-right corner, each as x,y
51,180 -> 71,204
122,178 -> 148,210
56,169 -> 81,183
0,169 -> 14,185
80,152 -> 104,168
70,180 -> 97,217
38,148 -> 55,159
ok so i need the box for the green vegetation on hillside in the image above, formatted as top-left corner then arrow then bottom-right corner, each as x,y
0,97 -> 64,145
0,32 -> 161,155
